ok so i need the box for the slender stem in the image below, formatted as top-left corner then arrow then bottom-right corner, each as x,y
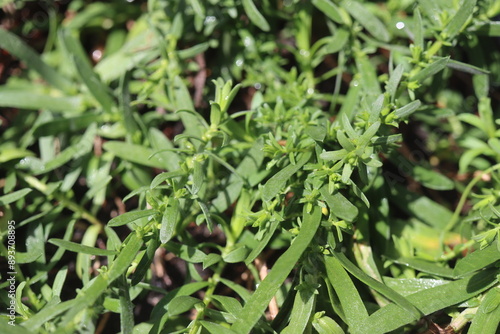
426,39 -> 443,59
444,163 -> 500,233
189,261 -> 226,334
20,173 -> 103,227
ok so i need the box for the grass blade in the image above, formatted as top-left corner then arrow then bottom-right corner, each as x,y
242,0 -> 270,32
468,287 -> 500,334
453,244 -> 500,278
410,57 -> 450,82
386,64 -> 405,102
48,239 -> 118,256
0,28 -> 73,92
341,0 -> 390,42
160,199 -> 179,244
0,188 -> 32,206
281,281 -> 317,334
324,255 -> 369,333
394,100 -> 422,119
60,29 -> 116,113
0,90 -> 82,112
103,141 -> 169,169
312,0 -> 343,24
108,209 -> 156,227
332,252 -> 421,320
442,0 -> 477,39
360,269 -> 497,333
231,206 -> 322,333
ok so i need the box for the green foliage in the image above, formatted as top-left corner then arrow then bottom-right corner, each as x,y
1,0 -> 500,333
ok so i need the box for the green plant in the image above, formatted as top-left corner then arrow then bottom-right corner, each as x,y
1,0 -> 500,333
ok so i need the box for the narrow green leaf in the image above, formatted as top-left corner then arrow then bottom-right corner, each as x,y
355,54 -> 382,104
52,268 -> 68,297
0,147 -> 34,164
60,29 -> 116,112
0,319 -> 34,334
132,237 -> 160,285
337,130 -> 355,151
211,295 -> 243,315
410,57 -> 450,82
149,128 -> 182,172
394,100 -> 421,119
413,8 -> 424,48
160,199 -> 179,244
0,90 -> 82,112
105,232 -> 144,282
150,282 -> 209,320
383,277 -> 449,296
203,253 -> 222,270
64,2 -> 111,30
0,188 -> 32,206
108,209 -> 156,227
220,278 -> 252,303
320,186 -> 358,221
222,245 -> 249,263
241,0 -> 270,32
305,124 -> 327,142
150,170 -> 186,189
187,0 -> 205,18
95,30 -> 157,82
454,245 -> 500,277
312,0 -> 343,24
103,141 -> 168,169
442,0 -> 477,39
33,113 -> 105,137
446,59 -> 489,75
0,28 -> 73,92
167,296 -> 202,316
262,151 -> 312,202
390,257 -> 454,278
320,149 -> 347,162
359,121 -> 381,147
341,0 -> 390,42
178,42 -> 210,59
418,0 -> 440,24
22,300 -> 78,330
192,160 -> 204,195
164,242 -> 207,263
231,206 -> 322,333
197,200 -> 214,232
312,315 -> 345,334
49,238 -> 117,256
203,309 -> 237,324
469,287 -> 500,334
473,21 -> 500,37
360,269 -> 497,333
338,79 -> 361,120
201,321 -> 238,334
387,64 -> 405,102
324,255 -> 368,332
489,138 -> 500,155
412,165 -> 454,190
118,275 -> 134,334
172,76 -> 202,137
37,123 -> 96,174
281,282 -> 317,334
332,252 -> 421,320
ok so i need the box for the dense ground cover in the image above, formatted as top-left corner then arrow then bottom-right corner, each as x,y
1,0 -> 500,333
